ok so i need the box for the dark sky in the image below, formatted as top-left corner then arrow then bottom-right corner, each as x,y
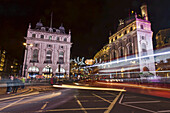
0,0 -> 170,63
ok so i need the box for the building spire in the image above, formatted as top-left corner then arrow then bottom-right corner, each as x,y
50,12 -> 53,28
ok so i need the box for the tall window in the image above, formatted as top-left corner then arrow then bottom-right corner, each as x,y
140,24 -> 144,29
33,49 -> 38,62
113,50 -> 116,59
129,44 -> 133,55
58,51 -> 64,63
32,34 -> 36,38
57,37 -> 59,41
41,35 -> 44,39
46,50 -> 52,62
120,48 -> 123,57
142,43 -> 147,56
49,36 -> 52,40
64,38 -> 67,42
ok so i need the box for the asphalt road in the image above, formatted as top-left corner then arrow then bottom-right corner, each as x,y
0,85 -> 170,113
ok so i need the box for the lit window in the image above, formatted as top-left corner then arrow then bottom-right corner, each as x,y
46,50 -> 52,61
58,51 -> 64,63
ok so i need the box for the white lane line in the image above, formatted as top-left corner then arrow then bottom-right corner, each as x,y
41,102 -> 48,110
45,107 -> 108,112
119,94 -> 157,113
0,92 -> 39,101
158,110 -> 170,113
74,96 -> 87,113
0,98 -> 24,111
123,101 -> 161,104
118,94 -> 124,104
121,103 -> 157,113
92,93 -> 111,103
104,91 -> 123,113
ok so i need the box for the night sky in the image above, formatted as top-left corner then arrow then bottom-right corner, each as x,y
0,0 -> 169,63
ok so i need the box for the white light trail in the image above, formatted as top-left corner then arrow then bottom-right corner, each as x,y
85,51 -> 170,68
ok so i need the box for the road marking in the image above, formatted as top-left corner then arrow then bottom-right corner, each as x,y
0,92 -> 39,101
105,92 -> 117,96
0,98 -> 24,111
119,94 -> 124,104
92,93 -> 111,103
44,107 -> 108,112
41,102 -> 48,110
74,96 -> 87,113
121,103 -> 157,113
104,91 -> 123,113
119,94 -> 157,113
158,110 -> 170,112
18,92 -> 61,105
123,101 -> 160,104
53,84 -> 126,92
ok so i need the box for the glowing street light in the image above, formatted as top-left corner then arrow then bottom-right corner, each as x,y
23,43 -> 33,77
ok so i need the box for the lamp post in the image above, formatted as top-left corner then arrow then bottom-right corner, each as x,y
23,43 -> 33,77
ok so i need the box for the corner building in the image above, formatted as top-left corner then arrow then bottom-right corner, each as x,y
22,21 -> 72,78
94,4 -> 155,78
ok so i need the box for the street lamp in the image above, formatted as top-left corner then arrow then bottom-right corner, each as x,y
23,43 -> 33,77
46,65 -> 51,78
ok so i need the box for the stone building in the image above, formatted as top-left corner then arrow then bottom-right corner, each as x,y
0,48 -> 20,78
155,28 -> 170,77
22,20 -> 72,78
156,28 -> 170,48
94,4 -> 155,78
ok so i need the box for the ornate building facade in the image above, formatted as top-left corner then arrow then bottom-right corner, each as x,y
94,4 -> 155,78
155,28 -> 170,77
22,21 -> 72,78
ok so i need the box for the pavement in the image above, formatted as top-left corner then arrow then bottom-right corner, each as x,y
0,83 -> 55,99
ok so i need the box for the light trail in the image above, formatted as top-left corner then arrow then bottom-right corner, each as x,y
84,51 -> 170,68
53,84 -> 126,92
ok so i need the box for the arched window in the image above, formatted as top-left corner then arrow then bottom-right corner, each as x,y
124,30 -> 127,35
115,36 -> 117,40
121,48 -> 123,57
28,66 -> 39,72
140,24 -> 144,29
58,51 -> 64,64
46,50 -> 52,62
142,43 -> 147,56
130,27 -> 133,31
119,48 -> 123,57
32,49 -> 38,62
113,50 -> 116,59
